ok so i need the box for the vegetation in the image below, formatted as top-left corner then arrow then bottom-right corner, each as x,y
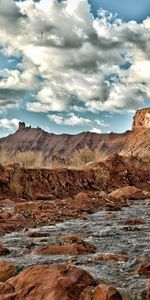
0,146 -> 107,169
9,169 -> 23,197
15,151 -> 43,168
0,144 -> 12,165
95,168 -> 110,187
70,146 -> 107,169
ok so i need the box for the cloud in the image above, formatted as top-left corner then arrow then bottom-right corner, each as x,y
0,67 -> 39,110
0,118 -> 20,130
47,112 -> 108,130
0,0 -> 149,115
90,128 -> 102,134
48,113 -> 92,126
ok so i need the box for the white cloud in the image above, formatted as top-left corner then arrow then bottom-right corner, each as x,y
90,128 -> 102,134
0,118 -> 20,130
47,112 -> 108,129
0,0 -> 149,114
48,113 -> 92,126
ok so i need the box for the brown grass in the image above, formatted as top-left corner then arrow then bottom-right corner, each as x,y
95,168 -> 110,186
9,169 -> 23,197
15,151 -> 43,168
70,146 -> 107,169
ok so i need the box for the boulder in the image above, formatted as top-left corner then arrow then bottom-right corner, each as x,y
94,253 -> 127,263
0,261 -> 16,282
137,262 -> 150,276
72,192 -> 91,208
36,241 -> 96,255
124,218 -> 144,225
0,245 -> 10,256
109,186 -> 150,200
58,235 -> 82,243
92,284 -> 122,300
26,231 -> 50,238
7,264 -> 96,300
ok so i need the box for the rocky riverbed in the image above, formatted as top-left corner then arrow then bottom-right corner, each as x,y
1,199 -> 150,299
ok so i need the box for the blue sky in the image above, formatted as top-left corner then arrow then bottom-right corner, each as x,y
90,0 -> 150,22
0,0 -> 150,137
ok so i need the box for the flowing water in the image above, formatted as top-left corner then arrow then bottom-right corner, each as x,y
1,200 -> 150,299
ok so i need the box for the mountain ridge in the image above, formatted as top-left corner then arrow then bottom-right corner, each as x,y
0,109 -> 150,160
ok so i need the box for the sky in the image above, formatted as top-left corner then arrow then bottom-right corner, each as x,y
0,0 -> 150,137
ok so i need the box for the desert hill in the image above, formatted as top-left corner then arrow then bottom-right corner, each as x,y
0,108 -> 150,160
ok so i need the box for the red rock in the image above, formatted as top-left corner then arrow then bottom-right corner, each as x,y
125,219 -> 144,225
0,282 -> 16,300
26,231 -> 50,238
73,192 -> 91,208
132,108 -> 150,130
92,284 -> 122,300
0,244 -> 10,256
94,253 -> 127,263
58,235 -> 82,243
36,241 -> 96,255
7,264 -> 96,300
137,263 -> 150,276
0,261 -> 16,282
109,186 -> 149,200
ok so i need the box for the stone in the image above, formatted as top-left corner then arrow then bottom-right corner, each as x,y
137,262 -> 150,276
109,186 -> 149,200
125,219 -> 144,225
0,261 -> 16,282
0,244 -> 10,256
26,231 -> 50,238
58,235 -> 82,243
36,241 -> 96,255
94,253 -> 127,263
0,282 -> 16,300
7,264 -> 96,300
72,192 -> 91,208
92,284 -> 122,300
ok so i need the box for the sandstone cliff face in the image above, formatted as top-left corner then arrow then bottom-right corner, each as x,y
132,108 -> 150,130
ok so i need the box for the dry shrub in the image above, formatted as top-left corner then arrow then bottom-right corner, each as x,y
95,168 -> 110,187
0,144 -> 13,165
9,169 -> 23,197
70,146 -> 106,169
15,151 -> 43,168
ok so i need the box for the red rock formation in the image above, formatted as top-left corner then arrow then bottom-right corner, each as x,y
132,108 -> 150,130
0,108 -> 150,160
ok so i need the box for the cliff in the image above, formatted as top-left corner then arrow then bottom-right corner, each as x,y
132,108 -> 150,130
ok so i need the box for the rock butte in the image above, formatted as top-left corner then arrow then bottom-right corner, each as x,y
132,108 -> 150,130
